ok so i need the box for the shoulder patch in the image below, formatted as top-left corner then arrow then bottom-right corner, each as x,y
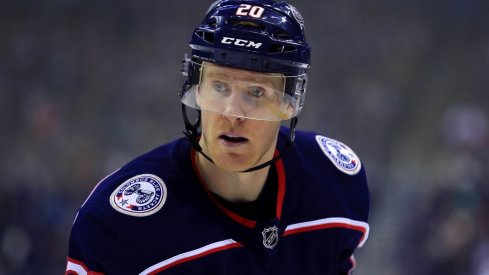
109,174 -> 167,217
315,135 -> 361,175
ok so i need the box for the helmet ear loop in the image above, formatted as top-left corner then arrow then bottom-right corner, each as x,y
181,97 -> 202,151
286,73 -> 307,145
288,116 -> 298,144
180,57 -> 202,148
182,103 -> 216,164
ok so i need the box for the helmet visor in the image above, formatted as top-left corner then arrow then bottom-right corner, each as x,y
181,61 -> 304,121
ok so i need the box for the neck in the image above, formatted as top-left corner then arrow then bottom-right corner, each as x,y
195,152 -> 271,203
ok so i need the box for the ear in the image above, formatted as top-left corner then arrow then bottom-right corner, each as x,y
285,102 -> 296,119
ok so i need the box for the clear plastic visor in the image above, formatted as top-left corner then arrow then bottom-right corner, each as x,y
181,61 -> 303,121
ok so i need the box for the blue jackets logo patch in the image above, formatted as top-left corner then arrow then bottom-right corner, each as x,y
316,135 -> 361,176
109,174 -> 167,217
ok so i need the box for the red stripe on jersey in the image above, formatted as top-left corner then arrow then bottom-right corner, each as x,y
283,217 -> 369,247
142,240 -> 243,275
275,150 -> 286,220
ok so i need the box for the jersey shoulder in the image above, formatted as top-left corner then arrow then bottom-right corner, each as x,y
292,129 -> 363,177
282,128 -> 369,223
73,138 -> 189,224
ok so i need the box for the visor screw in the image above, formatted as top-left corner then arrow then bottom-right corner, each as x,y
250,57 -> 258,63
220,51 -> 227,58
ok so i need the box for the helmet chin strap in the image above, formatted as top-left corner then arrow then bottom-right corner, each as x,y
182,104 -> 297,173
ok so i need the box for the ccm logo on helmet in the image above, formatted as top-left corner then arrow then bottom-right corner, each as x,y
221,37 -> 262,49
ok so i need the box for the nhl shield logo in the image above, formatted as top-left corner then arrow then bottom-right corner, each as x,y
110,174 -> 167,217
262,226 -> 279,249
316,135 -> 362,176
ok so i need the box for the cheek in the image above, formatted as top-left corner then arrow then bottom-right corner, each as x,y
253,122 -> 281,147
200,112 -> 217,137
200,116 -> 211,136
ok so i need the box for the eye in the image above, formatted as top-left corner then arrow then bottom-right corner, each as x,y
248,86 -> 265,98
212,81 -> 229,93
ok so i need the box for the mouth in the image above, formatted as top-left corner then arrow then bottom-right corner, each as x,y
219,134 -> 249,145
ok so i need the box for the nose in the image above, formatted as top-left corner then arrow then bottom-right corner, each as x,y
221,91 -> 247,120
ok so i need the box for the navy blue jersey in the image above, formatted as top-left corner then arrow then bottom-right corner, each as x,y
65,127 -> 369,275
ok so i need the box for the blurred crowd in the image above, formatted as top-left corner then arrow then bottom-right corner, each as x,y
1,0 -> 488,274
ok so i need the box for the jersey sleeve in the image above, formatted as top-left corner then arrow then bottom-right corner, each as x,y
295,130 -> 370,274
65,209 -> 108,275
338,165 -> 370,274
338,256 -> 356,275
65,171 -> 118,275
338,232 -> 365,274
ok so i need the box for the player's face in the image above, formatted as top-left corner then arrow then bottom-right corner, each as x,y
199,110 -> 281,172
197,65 -> 282,171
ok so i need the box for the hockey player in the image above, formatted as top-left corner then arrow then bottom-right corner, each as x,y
66,0 -> 370,274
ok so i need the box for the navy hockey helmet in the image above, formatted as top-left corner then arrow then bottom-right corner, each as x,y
180,0 -> 311,121
180,0 -> 310,172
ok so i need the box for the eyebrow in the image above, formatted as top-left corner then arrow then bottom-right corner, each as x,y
204,69 -> 230,80
204,62 -> 283,77
204,69 -> 284,88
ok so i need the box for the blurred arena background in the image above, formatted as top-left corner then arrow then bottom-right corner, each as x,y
1,0 -> 488,274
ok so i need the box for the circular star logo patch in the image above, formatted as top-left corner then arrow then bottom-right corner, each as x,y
316,135 -> 362,176
110,174 -> 167,217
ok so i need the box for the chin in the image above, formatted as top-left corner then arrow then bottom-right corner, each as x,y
213,153 -> 256,172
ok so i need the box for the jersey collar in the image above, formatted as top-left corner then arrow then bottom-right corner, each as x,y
191,148 -> 286,229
